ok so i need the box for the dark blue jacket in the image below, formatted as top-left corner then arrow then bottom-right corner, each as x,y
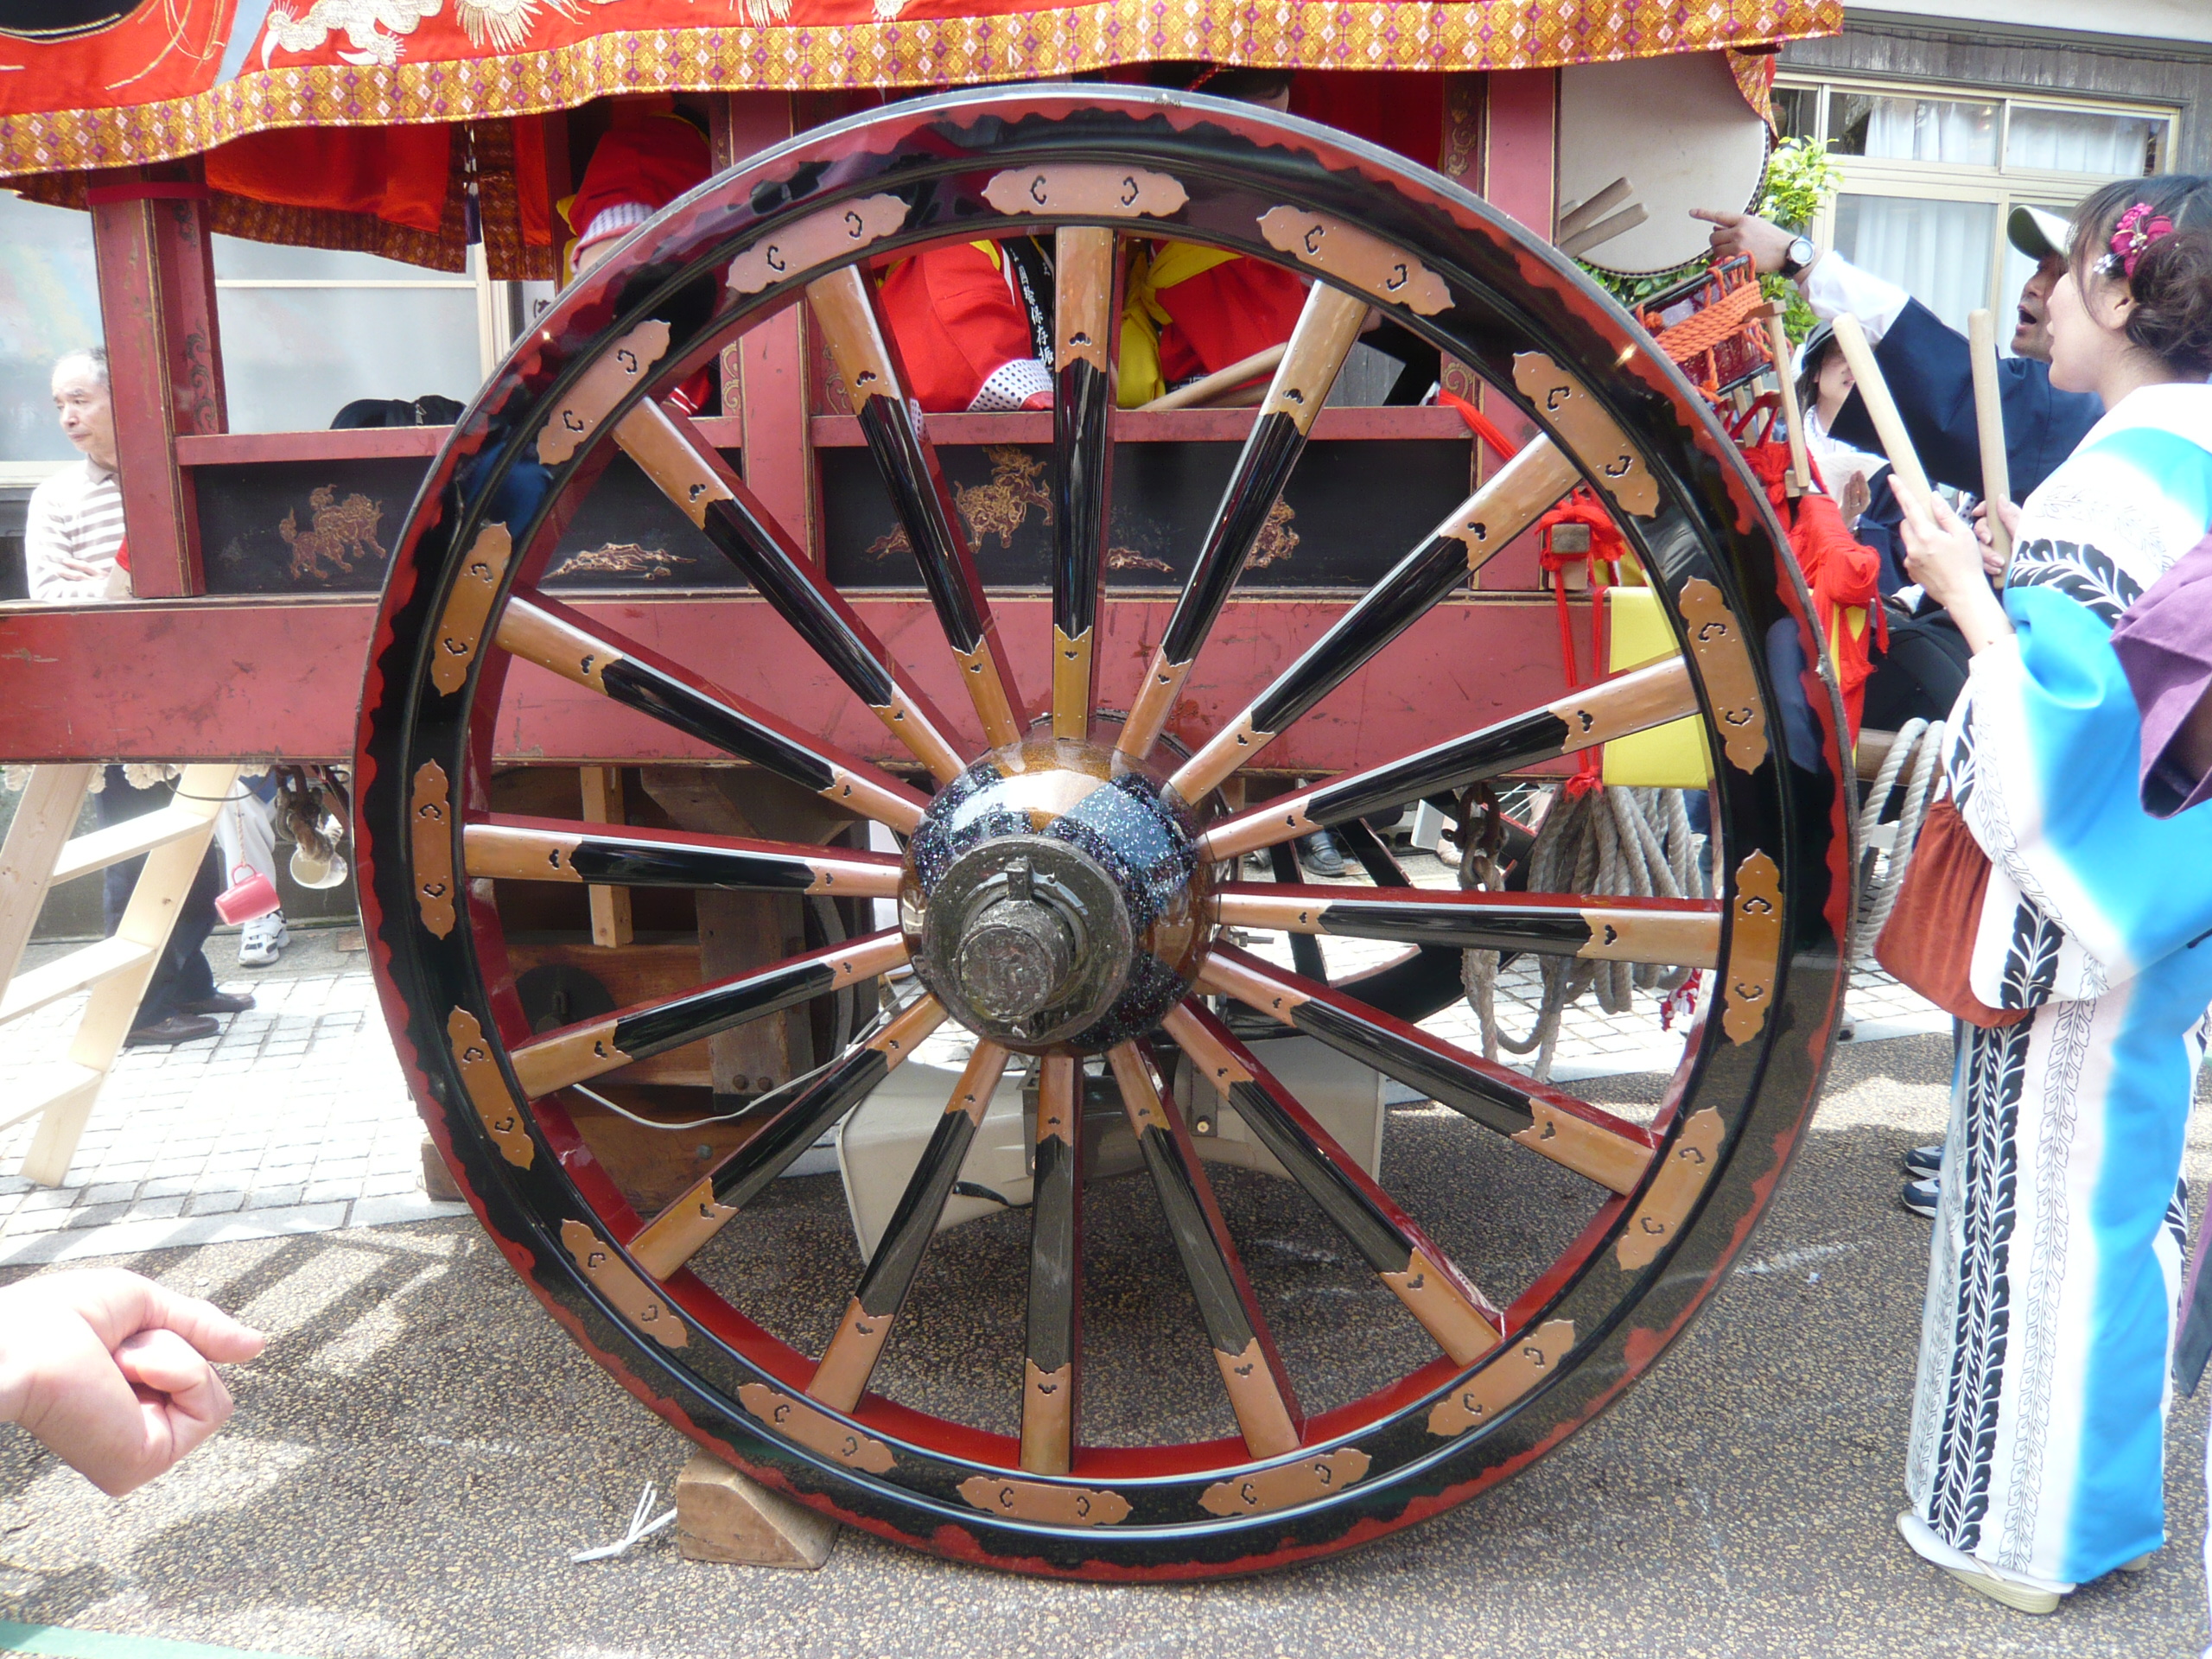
1829,297 -> 2104,501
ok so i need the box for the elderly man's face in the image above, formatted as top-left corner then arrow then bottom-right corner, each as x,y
2012,254 -> 2068,362
52,360 -> 117,473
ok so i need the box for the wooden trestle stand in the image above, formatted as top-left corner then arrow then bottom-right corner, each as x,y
0,763 -> 239,1184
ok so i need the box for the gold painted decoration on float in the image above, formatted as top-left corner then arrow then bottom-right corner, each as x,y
432,522 -> 513,696
738,1382 -> 897,1473
410,761 -> 457,937
447,1006 -> 535,1169
1615,1107 -> 1725,1269
728,195 -> 909,294
561,1219 -> 689,1348
1427,1319 -> 1574,1436
1676,576 -> 1769,771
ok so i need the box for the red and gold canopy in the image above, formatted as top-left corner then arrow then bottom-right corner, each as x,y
0,0 -> 1837,274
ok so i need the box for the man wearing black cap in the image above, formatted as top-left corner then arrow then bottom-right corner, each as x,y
1695,201 -> 2103,501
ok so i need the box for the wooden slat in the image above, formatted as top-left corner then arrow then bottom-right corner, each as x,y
0,765 -> 97,991
21,761 -> 238,1185
0,938 -> 158,1026
0,1062 -> 104,1135
47,804 -> 210,885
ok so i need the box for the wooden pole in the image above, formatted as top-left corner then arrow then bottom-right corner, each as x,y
1135,343 -> 1287,413
86,160 -> 226,598
1967,308 -> 2013,572
1764,311 -> 1813,497
1828,312 -> 1932,513
579,766 -> 634,949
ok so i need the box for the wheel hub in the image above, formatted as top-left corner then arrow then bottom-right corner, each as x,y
901,739 -> 1211,1053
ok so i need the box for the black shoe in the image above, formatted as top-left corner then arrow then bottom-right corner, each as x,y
1901,1177 -> 1939,1219
176,989 -> 256,1015
124,1014 -> 221,1047
1903,1144 -> 1943,1179
1298,832 -> 1344,878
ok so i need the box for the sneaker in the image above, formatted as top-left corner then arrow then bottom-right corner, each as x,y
238,909 -> 288,967
1902,1177 -> 1939,1219
1298,831 -> 1345,878
1903,1143 -> 1943,1179
1896,1511 -> 2070,1615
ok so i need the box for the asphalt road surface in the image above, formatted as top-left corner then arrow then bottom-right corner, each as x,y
1,1033 -> 2209,1659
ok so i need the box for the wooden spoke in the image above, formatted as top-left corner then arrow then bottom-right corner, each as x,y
1116,283 -> 1369,762
1105,1044 -> 1302,1458
808,266 -> 1026,747
1022,1052 -> 1083,1474
1051,227 -> 1121,741
1197,657 -> 1696,863
1269,842 -> 1329,986
496,595 -> 929,834
810,1042 -> 1013,1413
1168,442 -> 1580,802
1161,1003 -> 1501,1365
465,815 -> 905,898
1215,885 -> 1721,968
1195,945 -> 1656,1196
509,931 -> 906,1100
627,995 -> 949,1280
613,399 -> 969,784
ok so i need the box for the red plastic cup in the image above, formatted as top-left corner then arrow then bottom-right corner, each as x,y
215,864 -> 280,925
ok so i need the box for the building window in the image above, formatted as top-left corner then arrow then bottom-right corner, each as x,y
0,191 -> 103,482
0,188 -> 545,475
1779,77 -> 2175,341
213,239 -> 486,433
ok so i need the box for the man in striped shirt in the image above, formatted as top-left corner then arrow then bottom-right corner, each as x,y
25,348 -> 254,1045
25,349 -> 127,602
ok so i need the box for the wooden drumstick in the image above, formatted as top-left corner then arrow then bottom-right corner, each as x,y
1137,343 -> 1287,412
1967,308 -> 2014,571
1764,308 -> 1813,497
1828,312 -> 1932,515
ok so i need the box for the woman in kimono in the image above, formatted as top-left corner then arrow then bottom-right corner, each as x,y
1893,173 -> 2212,1615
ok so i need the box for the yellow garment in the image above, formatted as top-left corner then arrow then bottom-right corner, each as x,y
1116,242 -> 1244,409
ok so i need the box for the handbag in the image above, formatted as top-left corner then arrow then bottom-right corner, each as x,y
1873,795 -> 2032,1029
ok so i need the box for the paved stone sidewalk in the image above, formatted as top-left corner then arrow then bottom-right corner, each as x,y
0,939 -> 462,1268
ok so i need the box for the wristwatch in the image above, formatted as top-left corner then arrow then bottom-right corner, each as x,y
1779,235 -> 1817,279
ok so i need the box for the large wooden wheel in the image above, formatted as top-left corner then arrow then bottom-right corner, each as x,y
357,88 -> 1851,1579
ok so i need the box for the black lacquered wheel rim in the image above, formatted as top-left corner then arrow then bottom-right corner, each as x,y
356,86 -> 1852,1579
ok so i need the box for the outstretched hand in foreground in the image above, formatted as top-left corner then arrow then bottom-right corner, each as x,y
0,1268 -> 266,1495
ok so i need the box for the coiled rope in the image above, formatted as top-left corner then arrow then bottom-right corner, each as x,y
1460,784 -> 1706,1081
1851,718 -> 1947,964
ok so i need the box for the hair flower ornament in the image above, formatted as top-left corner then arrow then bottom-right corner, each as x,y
2099,200 -> 2177,279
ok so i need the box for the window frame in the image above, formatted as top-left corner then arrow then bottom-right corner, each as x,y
211,243 -> 519,402
1777,73 -> 2179,334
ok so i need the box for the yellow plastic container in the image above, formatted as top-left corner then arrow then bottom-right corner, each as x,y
1599,584 -> 1711,789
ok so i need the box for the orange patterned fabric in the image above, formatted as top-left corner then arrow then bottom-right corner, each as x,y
1727,45 -> 1780,129
0,0 -> 1837,272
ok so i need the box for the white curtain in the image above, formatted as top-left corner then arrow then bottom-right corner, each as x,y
1834,194 -> 1997,337
2006,107 -> 2157,175
1863,97 -> 1999,166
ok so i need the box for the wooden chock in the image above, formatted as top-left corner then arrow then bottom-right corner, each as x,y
675,1451 -> 838,1568
421,1137 -> 462,1202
